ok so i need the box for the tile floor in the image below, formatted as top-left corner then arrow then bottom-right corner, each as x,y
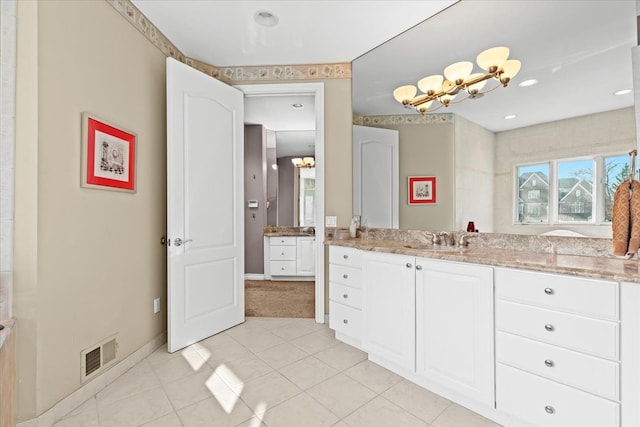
53,317 -> 503,427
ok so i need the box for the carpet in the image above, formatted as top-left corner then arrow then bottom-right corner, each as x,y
245,280 -> 315,318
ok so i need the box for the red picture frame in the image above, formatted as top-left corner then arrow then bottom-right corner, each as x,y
81,113 -> 136,192
408,176 -> 436,205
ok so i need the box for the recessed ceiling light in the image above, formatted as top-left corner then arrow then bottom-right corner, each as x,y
291,103 -> 304,109
254,10 -> 279,27
519,79 -> 538,87
614,89 -> 632,96
504,114 -> 517,120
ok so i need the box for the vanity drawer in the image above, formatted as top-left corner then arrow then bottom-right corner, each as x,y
270,261 -> 297,276
496,300 -> 619,360
329,301 -> 362,340
270,236 -> 297,246
329,264 -> 362,289
497,363 -> 620,427
329,246 -> 362,268
495,268 -> 619,320
496,331 -> 619,400
330,282 -> 362,310
270,245 -> 297,261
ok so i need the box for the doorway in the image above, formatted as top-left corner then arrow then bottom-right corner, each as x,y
236,83 -> 325,324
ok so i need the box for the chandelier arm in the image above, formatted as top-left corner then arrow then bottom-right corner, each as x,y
477,81 -> 503,95
448,94 -> 470,105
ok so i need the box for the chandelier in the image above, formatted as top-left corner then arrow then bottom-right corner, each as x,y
291,157 -> 315,168
393,46 -> 521,114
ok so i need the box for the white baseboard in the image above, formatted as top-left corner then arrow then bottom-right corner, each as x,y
244,274 -> 265,280
17,332 -> 167,427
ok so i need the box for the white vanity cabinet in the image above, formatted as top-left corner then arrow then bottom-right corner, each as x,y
494,267 -> 621,427
296,236 -> 316,276
415,258 -> 494,407
362,251 -> 416,371
265,236 -> 315,279
328,246 -> 363,347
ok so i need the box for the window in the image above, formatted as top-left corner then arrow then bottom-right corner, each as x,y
515,153 -> 626,225
517,164 -> 549,223
557,159 -> 593,222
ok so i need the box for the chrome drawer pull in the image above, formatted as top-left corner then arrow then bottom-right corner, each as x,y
406,263 -> 412,268
343,319 -> 349,324
343,294 -> 349,299
545,406 -> 555,414
281,252 -> 285,256
545,324 -> 554,332
416,265 -> 422,270
343,254 -> 349,259
544,359 -> 554,367
544,288 -> 554,295
343,274 -> 348,279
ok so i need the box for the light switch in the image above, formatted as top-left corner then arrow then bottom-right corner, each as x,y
326,216 -> 337,227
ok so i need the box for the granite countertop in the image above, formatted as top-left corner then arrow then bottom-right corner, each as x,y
264,231 -> 316,237
327,238 -> 640,283
0,319 -> 15,349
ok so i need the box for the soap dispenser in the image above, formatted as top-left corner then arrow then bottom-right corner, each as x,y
349,216 -> 359,238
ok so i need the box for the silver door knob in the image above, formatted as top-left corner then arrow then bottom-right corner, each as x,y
174,238 -> 192,247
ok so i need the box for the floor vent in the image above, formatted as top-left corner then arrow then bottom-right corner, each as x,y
81,334 -> 118,382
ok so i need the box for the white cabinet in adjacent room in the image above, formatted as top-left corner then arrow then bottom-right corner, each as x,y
415,258 -> 494,407
265,235 -> 315,279
362,251 -> 416,372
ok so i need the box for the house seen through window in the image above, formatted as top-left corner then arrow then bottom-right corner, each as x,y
516,153 -> 628,225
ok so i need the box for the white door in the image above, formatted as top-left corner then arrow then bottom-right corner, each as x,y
353,125 -> 399,228
166,58 -> 244,352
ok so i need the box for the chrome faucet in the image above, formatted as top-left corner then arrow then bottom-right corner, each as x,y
438,231 -> 455,246
458,233 -> 478,247
424,231 -> 441,245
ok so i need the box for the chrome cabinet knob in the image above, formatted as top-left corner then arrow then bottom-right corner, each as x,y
406,263 -> 412,268
545,405 -> 555,414
544,288 -> 554,295
416,265 -> 422,270
544,359 -> 554,367
343,319 -> 349,324
343,254 -> 349,259
174,238 -> 192,247
343,294 -> 349,299
545,324 -> 554,332
343,274 -> 348,279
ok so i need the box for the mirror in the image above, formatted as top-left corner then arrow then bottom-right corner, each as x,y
245,94 -> 316,227
352,0 -> 636,236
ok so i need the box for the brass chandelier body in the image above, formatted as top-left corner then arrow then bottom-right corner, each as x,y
393,46 -> 521,114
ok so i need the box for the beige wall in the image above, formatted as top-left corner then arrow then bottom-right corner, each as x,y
454,115 -> 495,232
15,1 -> 167,419
365,122 -> 455,231
494,107 -> 636,237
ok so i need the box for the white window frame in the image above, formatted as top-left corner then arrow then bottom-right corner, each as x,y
514,153 -> 624,226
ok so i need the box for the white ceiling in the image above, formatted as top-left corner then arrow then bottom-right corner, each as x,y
133,0 -> 636,138
131,0 -> 456,66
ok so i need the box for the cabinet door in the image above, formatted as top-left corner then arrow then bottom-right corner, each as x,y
296,237 -> 316,276
416,258 -> 494,406
362,251 -> 415,371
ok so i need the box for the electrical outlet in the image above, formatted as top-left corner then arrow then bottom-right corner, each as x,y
153,298 -> 161,314
326,216 -> 337,227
